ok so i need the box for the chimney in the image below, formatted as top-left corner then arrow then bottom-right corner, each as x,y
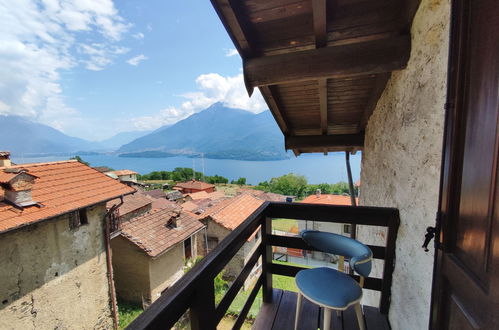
167,211 -> 182,228
316,189 -> 321,198
0,151 -> 11,167
1,168 -> 38,207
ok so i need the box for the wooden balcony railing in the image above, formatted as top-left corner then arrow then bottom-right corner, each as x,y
127,202 -> 400,330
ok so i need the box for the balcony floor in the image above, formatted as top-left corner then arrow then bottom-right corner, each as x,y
253,289 -> 390,330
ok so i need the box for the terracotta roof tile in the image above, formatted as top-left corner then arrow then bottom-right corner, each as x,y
107,193 -> 152,216
120,207 -> 204,257
300,194 -> 358,205
110,170 -> 138,176
199,193 -> 264,231
174,180 -> 215,190
143,189 -> 166,199
0,160 -> 135,233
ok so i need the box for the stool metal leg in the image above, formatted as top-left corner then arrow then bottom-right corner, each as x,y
354,303 -> 365,330
294,292 -> 303,330
324,308 -> 332,330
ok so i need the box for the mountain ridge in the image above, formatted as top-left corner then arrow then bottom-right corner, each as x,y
118,103 -> 288,161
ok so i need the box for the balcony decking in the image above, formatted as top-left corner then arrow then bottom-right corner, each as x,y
254,289 -> 389,330
128,202 -> 399,330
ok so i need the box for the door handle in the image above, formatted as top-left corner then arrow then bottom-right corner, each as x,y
422,226 -> 436,252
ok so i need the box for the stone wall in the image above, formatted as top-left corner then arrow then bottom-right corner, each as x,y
358,0 -> 450,329
111,236 -> 151,304
0,204 -> 113,329
149,244 -> 185,303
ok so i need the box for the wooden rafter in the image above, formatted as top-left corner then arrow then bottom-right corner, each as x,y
318,79 -> 328,135
285,134 -> 364,150
244,35 -> 411,89
312,0 -> 327,48
210,0 -> 254,57
259,85 -> 290,135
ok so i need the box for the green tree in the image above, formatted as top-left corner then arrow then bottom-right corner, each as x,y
70,155 -> 89,166
268,173 -> 308,197
236,177 -> 246,185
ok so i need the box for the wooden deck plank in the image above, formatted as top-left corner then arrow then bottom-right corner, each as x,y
296,296 -> 321,330
364,306 -> 390,330
252,289 -> 389,330
252,289 -> 283,330
343,306 -> 361,330
272,291 -> 298,330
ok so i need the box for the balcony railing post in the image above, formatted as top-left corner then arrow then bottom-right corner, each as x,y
190,277 -> 216,330
379,213 -> 400,314
262,216 -> 273,303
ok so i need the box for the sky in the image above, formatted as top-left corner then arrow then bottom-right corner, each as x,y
0,0 -> 267,140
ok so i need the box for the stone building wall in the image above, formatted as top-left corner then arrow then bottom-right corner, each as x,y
149,244 -> 185,303
0,204 -> 113,329
111,236 -> 151,304
358,0 -> 450,329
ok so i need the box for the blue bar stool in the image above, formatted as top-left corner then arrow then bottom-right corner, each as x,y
294,230 -> 372,330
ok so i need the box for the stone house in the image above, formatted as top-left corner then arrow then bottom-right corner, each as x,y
111,207 -> 205,305
0,159 -> 134,329
174,179 -> 215,194
198,193 -> 264,280
107,192 -> 152,223
107,169 -> 138,183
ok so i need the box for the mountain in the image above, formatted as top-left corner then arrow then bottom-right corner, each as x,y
99,130 -> 153,150
118,103 -> 288,161
0,115 -> 100,155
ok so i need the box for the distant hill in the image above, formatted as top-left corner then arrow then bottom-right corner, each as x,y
99,130 -> 153,150
118,103 -> 288,161
0,115 -> 100,155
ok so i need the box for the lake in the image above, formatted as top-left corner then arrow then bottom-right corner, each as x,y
11,153 -> 361,185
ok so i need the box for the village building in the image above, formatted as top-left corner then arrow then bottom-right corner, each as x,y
173,179 -> 215,194
198,193 -> 264,281
300,192 -> 357,234
106,169 -> 138,183
165,190 -> 183,202
107,192 -> 152,223
111,207 -> 205,305
0,158 -> 134,329
143,188 -> 166,199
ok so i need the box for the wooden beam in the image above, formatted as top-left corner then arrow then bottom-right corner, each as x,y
244,35 -> 410,88
285,134 -> 364,150
360,73 -> 391,128
318,78 -> 328,134
312,0 -> 327,48
210,0 -> 254,57
259,85 -> 291,134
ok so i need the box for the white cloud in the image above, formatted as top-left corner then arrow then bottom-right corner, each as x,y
225,48 -> 238,57
132,32 -> 144,39
129,73 -> 267,131
127,54 -> 148,66
0,0 -> 130,128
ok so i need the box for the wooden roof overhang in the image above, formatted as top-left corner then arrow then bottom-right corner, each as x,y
211,0 -> 421,155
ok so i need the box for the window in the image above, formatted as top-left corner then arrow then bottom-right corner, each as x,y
343,224 -> 351,234
69,209 -> 88,229
184,236 -> 192,259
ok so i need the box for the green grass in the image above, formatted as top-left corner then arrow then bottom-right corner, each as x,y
272,218 -> 298,233
118,300 -> 143,329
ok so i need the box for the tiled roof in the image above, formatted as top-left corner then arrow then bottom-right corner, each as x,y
143,194 -> 179,211
181,200 -> 199,212
199,193 -> 264,231
300,194 -> 358,206
107,193 -> 152,216
143,189 -> 166,199
174,180 -> 215,190
185,191 -> 210,200
110,170 -> 138,176
0,160 -> 135,234
120,207 -> 205,257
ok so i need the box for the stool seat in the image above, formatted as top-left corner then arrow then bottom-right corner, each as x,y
296,267 -> 362,309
